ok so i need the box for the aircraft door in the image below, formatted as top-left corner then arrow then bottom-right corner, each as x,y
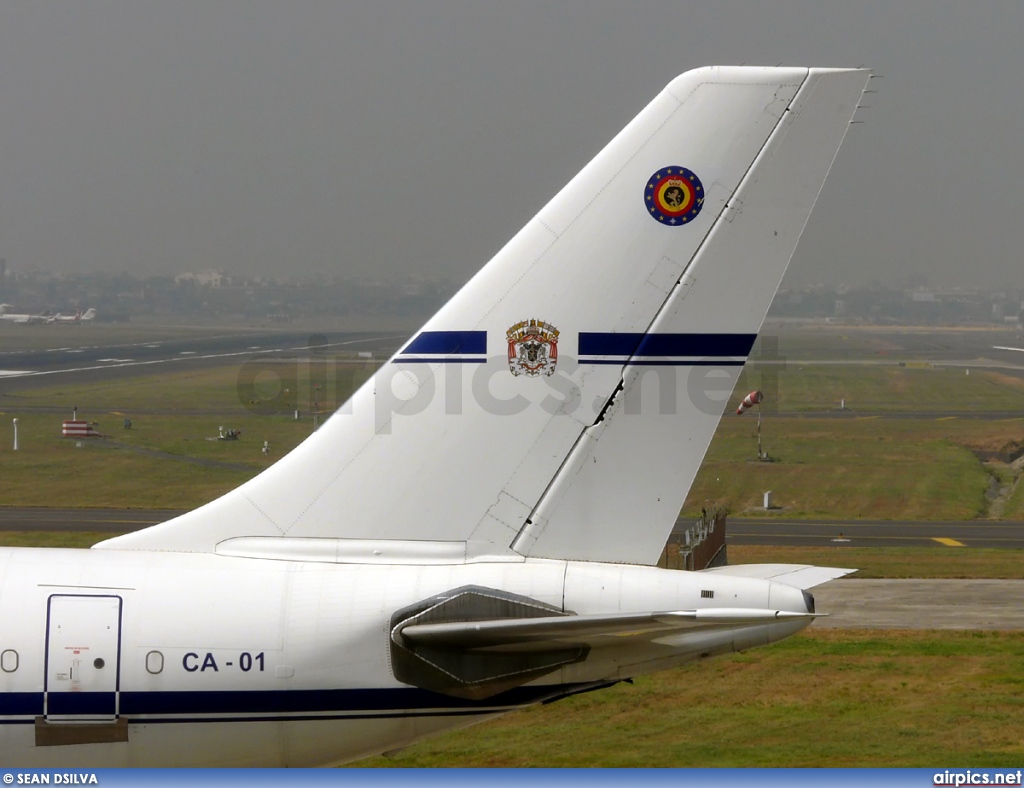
44,595 -> 122,722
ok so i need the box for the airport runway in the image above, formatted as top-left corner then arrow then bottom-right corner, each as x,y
0,507 -> 185,532
0,330 -> 404,393
6,508 -> 1024,548
1,324 -> 1022,393
722,517 -> 1024,548
812,579 -> 1024,630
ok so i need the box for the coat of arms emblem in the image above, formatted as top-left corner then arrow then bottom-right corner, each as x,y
507,319 -> 559,377
644,166 -> 704,226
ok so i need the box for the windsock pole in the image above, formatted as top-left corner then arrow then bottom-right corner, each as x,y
758,405 -> 763,461
737,388 -> 770,460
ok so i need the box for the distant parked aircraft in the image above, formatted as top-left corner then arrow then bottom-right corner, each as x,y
0,306 -> 48,323
49,308 -> 97,324
0,307 -> 96,324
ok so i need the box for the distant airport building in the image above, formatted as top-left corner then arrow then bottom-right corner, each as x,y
175,270 -> 226,287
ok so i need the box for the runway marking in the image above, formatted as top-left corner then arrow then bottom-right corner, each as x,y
936,416 -> 958,421
2,335 -> 403,381
933,537 -> 966,547
855,415 -> 880,420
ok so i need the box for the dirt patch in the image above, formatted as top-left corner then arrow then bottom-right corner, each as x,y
960,436 -> 1024,463
981,371 -> 1024,394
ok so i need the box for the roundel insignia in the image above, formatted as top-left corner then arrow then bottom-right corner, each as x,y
644,167 -> 704,226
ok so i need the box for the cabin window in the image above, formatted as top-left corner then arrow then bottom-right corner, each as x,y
1,650 -> 18,673
146,650 -> 164,675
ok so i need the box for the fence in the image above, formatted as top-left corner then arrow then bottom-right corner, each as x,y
658,509 -> 728,571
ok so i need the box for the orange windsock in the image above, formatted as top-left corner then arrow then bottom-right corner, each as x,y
736,390 -> 764,415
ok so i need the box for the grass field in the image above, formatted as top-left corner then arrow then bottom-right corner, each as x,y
735,363 -> 1024,413
0,412 -> 267,507
2,358 -> 1022,516
355,628 -> 1024,767
682,416 -> 1023,520
0,362 -> 375,507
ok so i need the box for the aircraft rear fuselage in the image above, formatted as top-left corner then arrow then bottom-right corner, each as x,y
0,546 -> 809,766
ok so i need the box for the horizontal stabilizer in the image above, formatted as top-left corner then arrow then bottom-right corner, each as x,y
398,608 -> 818,651
700,564 -> 856,590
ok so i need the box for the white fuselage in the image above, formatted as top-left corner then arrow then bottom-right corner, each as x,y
0,547 -> 810,766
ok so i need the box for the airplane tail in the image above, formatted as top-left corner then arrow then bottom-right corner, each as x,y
97,67 -> 870,562
80,308 -> 97,321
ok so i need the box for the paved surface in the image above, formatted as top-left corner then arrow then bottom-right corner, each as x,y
0,330 -> 404,392
722,517 -> 1024,548
14,508 -> 1024,545
812,579 -> 1024,630
0,507 -> 183,532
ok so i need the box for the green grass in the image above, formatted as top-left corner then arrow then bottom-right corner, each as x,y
2,348 -> 1022,518
1005,479 -> 1024,520
0,362 -> 377,508
683,417 -> 1010,519
736,364 -> 1024,413
355,629 -> 1024,767
0,407 -> 354,508
0,412 -> 257,507
0,532 -> 122,548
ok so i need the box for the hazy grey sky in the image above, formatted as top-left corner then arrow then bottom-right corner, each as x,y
1,1 -> 1022,289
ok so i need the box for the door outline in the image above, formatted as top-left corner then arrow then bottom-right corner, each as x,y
43,594 -> 123,722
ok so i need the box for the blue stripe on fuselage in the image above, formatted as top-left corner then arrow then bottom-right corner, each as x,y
578,332 -> 757,359
399,331 -> 487,356
0,683 -> 597,723
393,331 -> 755,364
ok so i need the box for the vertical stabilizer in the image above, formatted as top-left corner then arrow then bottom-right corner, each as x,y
96,67 -> 869,559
